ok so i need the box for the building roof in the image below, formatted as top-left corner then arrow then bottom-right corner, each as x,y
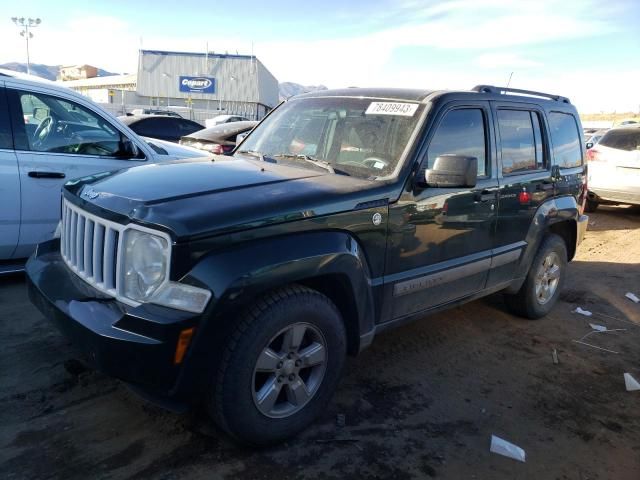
57,73 -> 137,89
141,49 -> 256,60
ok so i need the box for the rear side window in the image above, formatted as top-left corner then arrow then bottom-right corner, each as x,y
427,109 -> 487,176
498,110 -> 545,174
549,112 -> 582,168
598,129 -> 640,151
135,118 -> 172,138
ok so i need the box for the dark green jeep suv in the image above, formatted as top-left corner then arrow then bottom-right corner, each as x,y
27,85 -> 588,445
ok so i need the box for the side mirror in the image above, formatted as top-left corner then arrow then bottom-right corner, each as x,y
118,136 -> 140,159
421,155 -> 478,188
585,142 -> 594,150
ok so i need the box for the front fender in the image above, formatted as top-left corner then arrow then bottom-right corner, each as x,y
186,230 -> 376,344
165,231 -> 379,399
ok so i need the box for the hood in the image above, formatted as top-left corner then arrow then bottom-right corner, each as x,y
66,157 -> 387,240
142,136 -> 212,159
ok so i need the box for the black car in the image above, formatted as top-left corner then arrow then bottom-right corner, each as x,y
118,115 -> 203,143
28,85 -> 588,446
179,120 -> 258,154
129,108 -> 183,118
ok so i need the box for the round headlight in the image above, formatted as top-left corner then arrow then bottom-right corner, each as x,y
122,230 -> 168,301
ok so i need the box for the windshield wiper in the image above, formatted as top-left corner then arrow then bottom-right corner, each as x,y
272,154 -> 336,174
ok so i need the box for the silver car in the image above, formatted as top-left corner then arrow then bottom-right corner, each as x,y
586,125 -> 640,212
0,69 -> 208,270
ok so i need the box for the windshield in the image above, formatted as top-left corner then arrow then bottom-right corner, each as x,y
239,97 -> 425,179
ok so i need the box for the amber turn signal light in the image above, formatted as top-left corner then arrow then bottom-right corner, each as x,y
174,327 -> 195,364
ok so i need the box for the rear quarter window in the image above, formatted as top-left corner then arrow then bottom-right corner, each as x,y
598,129 -> 640,151
549,112 -> 582,168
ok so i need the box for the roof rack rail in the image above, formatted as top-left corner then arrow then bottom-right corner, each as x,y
472,85 -> 571,104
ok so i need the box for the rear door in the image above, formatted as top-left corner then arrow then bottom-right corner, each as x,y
547,111 -> 585,204
6,86 -> 147,259
488,102 -> 554,286
0,85 -> 21,259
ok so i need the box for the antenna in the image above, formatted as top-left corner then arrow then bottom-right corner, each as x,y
506,72 -> 514,88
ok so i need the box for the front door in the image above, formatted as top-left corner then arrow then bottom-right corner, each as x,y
6,87 -> 146,258
386,103 -> 498,319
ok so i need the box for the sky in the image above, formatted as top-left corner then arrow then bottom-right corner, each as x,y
1,0 -> 639,113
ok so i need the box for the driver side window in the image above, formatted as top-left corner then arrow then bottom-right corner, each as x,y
10,89 -> 122,156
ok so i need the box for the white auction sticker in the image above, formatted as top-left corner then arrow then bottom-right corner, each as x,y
365,102 -> 419,116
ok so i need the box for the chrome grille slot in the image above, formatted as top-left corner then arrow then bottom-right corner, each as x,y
60,198 -> 125,297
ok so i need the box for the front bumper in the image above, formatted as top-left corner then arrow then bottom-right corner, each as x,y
26,239 -> 200,396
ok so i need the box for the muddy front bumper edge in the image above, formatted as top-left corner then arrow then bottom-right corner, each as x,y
26,239 -> 200,395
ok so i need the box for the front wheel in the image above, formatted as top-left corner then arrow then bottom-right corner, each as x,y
209,285 -> 347,445
504,234 -> 567,319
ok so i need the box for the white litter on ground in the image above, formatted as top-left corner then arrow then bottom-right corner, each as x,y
589,323 -> 608,332
625,292 -> 640,304
624,373 -> 640,392
490,435 -> 526,462
573,307 -> 593,317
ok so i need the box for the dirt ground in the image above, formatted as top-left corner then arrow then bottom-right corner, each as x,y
1,205 -> 640,480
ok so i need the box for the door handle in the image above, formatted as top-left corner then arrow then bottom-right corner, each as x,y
474,190 -> 496,202
28,171 -> 66,179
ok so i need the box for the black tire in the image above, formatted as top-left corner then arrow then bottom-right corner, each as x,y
584,198 -> 599,213
209,285 -> 347,446
504,234 -> 568,319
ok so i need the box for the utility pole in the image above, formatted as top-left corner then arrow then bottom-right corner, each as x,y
11,17 -> 41,75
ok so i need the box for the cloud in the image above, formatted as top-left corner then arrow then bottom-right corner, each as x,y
473,53 -> 542,69
0,1 -> 635,111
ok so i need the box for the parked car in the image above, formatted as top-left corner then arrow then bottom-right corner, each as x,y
204,114 -> 250,128
585,128 -> 608,149
585,124 -> 640,211
27,85 -> 587,445
179,120 -> 257,154
118,115 -> 203,143
0,68 -> 210,269
129,108 -> 183,118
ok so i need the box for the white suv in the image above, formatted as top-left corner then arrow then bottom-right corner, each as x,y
0,69 -> 208,269
586,125 -> 640,212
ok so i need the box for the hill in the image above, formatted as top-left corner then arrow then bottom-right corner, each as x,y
0,62 -> 117,80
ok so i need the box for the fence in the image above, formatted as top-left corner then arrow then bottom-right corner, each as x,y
98,102 -> 262,126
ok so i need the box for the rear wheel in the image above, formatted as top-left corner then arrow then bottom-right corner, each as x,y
504,234 -> 567,319
584,198 -> 599,213
209,285 -> 346,445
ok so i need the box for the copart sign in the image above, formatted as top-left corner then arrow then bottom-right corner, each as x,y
179,76 -> 216,94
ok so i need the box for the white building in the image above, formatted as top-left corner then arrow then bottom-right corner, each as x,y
58,49 -> 279,120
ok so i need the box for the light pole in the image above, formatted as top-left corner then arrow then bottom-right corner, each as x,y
11,17 -> 41,75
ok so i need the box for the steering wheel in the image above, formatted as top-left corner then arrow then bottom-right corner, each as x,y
32,116 -> 57,149
363,157 -> 390,169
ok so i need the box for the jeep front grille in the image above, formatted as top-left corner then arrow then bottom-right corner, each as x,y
60,198 -> 124,296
